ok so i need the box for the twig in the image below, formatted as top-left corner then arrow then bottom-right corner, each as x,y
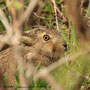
33,12 -> 55,20
18,0 -> 39,27
56,6 -> 67,22
4,0 -> 27,88
25,64 -> 63,90
34,72 -> 63,90
48,0 -> 54,13
52,0 -> 59,31
50,0 -> 67,22
13,45 -> 27,88
0,9 -> 13,40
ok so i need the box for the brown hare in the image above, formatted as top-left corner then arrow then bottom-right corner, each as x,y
0,28 -> 67,66
0,28 -> 67,88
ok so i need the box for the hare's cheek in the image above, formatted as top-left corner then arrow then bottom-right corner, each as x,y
53,52 -> 60,60
59,48 -> 66,58
42,43 -> 53,55
53,45 -> 66,60
53,52 -> 62,61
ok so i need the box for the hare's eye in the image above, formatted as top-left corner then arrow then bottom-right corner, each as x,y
43,34 -> 50,41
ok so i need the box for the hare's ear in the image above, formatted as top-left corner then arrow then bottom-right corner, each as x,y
21,29 -> 39,45
20,36 -> 35,46
21,32 -> 36,46
65,0 -> 90,42
22,30 -> 35,37
22,28 -> 41,37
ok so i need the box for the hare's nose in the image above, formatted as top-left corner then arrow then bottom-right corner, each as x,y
53,45 -> 57,52
63,44 -> 67,51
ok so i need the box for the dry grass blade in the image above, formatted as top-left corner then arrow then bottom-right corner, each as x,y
51,0 -> 59,31
0,9 -> 13,41
18,0 -> 39,27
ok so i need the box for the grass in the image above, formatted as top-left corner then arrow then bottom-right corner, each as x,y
51,54 -> 90,90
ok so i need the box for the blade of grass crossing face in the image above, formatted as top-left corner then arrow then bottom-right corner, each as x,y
72,25 -> 78,50
61,33 -> 74,49
68,20 -> 78,50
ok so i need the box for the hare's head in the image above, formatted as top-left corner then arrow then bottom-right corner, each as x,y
22,28 -> 67,66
